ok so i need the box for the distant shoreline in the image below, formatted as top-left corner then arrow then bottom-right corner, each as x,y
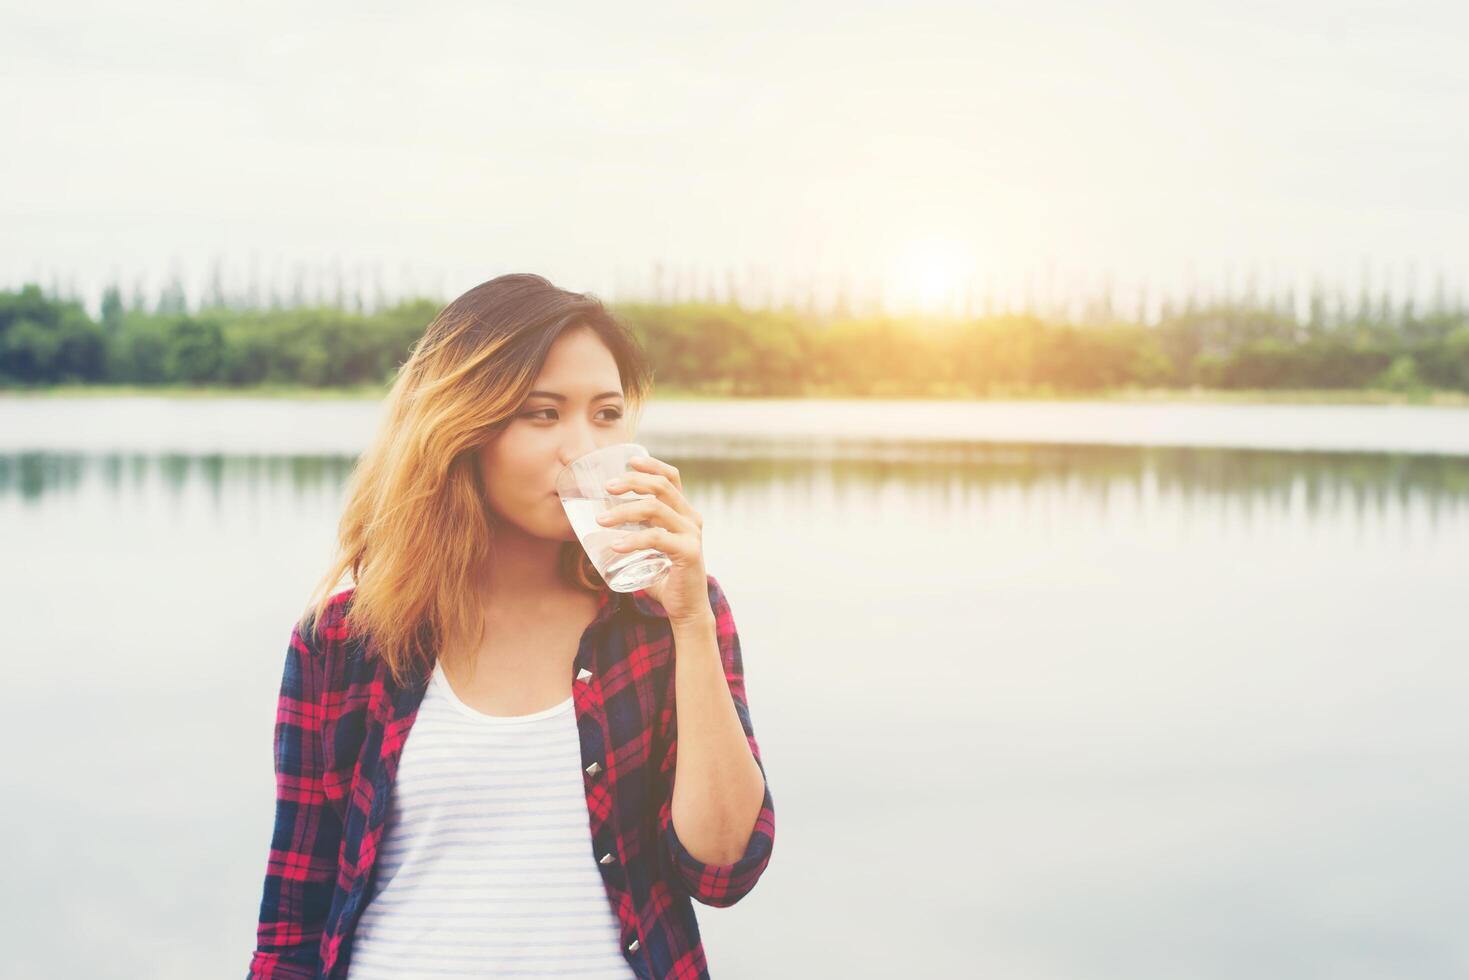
2,383 -> 1468,407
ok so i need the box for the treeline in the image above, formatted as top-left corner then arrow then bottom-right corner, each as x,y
2,281 -> 1467,395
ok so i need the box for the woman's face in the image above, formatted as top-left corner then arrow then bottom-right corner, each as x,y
478,325 -> 630,540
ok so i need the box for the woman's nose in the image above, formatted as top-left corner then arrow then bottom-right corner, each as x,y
560,430 -> 601,467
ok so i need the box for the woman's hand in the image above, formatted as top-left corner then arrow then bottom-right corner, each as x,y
595,453 -> 712,626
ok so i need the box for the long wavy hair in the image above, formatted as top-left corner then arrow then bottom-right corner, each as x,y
300,273 -> 655,689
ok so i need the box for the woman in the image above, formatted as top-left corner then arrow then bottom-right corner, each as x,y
247,273 -> 776,980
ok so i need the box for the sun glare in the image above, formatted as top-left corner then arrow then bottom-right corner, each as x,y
887,238 -> 975,314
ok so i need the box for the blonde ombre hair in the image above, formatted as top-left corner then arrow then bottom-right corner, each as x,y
300,273 -> 654,689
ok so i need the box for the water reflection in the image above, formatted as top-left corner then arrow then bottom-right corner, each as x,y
0,452 -> 357,503
5,444 -> 1467,530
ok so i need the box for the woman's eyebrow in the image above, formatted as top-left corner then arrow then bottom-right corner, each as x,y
526,390 -> 623,402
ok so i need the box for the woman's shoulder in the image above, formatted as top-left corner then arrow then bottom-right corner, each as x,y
290,586 -> 394,704
293,586 -> 359,658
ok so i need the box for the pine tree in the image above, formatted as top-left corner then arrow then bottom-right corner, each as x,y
100,284 -> 124,336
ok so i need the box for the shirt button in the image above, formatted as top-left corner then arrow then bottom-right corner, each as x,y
627,939 -> 640,953
584,761 -> 603,775
599,852 -> 615,865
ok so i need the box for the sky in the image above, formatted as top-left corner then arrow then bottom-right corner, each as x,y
4,0 -> 1468,316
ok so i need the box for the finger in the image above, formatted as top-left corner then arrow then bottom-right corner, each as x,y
596,497 -> 696,534
627,454 -> 682,492
605,470 -> 674,496
605,471 -> 697,521
608,526 -> 693,557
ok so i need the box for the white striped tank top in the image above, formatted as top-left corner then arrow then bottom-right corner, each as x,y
343,658 -> 638,979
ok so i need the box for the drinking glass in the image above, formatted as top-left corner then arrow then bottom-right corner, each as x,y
555,442 -> 673,593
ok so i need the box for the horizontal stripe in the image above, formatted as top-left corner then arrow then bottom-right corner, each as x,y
345,663 -> 634,979
364,899 -> 622,916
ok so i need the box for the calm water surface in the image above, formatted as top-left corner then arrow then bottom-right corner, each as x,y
1,397 -> 1466,979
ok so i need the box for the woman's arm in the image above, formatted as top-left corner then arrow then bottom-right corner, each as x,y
247,619 -> 342,979
656,574 -> 776,907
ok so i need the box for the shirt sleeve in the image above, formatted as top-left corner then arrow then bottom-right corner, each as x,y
656,573 -> 776,907
247,617 -> 342,979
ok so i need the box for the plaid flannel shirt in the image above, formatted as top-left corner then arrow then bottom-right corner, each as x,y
247,573 -> 775,980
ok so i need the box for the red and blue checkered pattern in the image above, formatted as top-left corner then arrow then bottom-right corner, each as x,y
247,573 -> 775,980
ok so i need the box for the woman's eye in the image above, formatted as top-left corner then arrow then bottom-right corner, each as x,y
521,409 -> 623,421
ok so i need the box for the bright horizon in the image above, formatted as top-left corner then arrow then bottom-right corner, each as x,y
5,0 -> 1468,317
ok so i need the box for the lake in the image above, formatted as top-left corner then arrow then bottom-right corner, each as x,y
2,396 -> 1466,979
